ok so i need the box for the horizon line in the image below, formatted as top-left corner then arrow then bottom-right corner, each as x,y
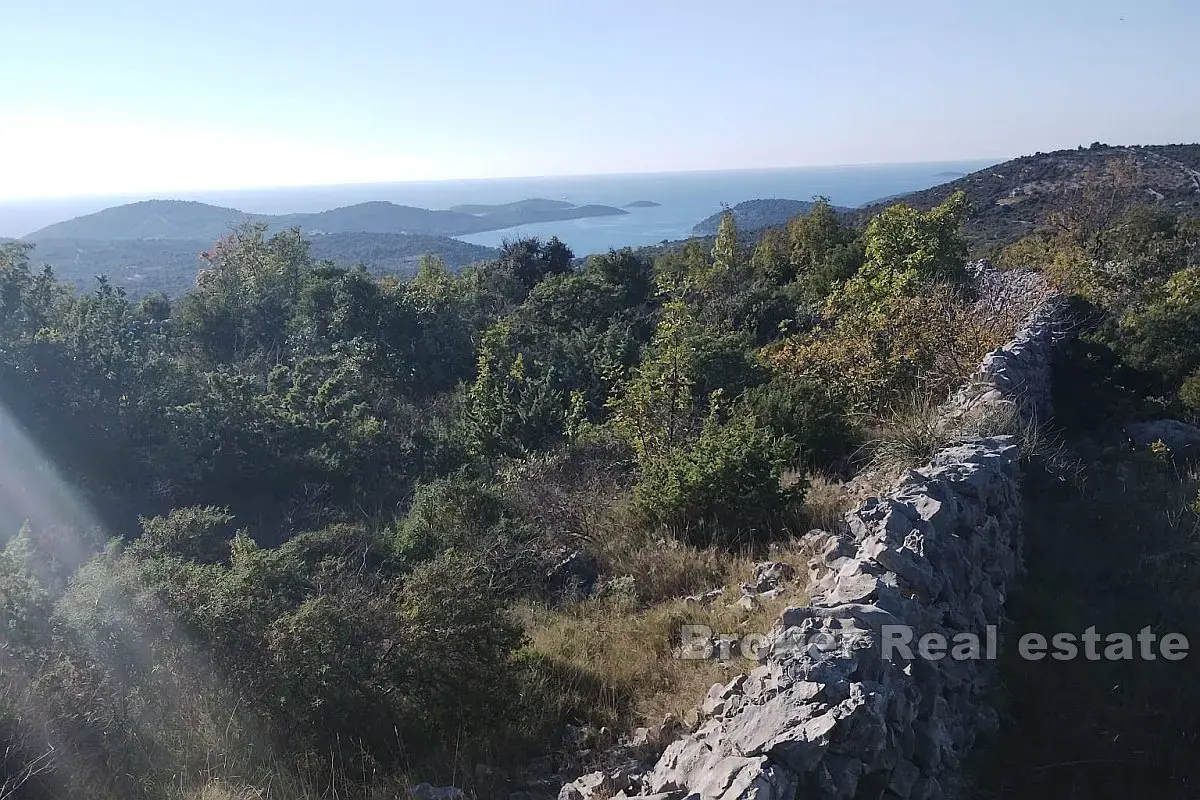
0,156 -> 1007,205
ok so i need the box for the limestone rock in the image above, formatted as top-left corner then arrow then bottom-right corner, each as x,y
1126,419 -> 1200,458
412,784 -> 466,800
753,561 -> 796,592
558,771 -> 614,800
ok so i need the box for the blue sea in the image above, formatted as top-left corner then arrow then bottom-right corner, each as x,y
0,160 -> 998,255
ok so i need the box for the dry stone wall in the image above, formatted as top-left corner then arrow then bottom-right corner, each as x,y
594,274 -> 1065,800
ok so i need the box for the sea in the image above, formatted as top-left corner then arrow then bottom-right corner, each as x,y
0,160 -> 998,256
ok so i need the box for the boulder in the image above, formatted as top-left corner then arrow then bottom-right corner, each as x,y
753,561 -> 797,592
558,771 -> 612,800
1126,419 -> 1200,459
411,784 -> 466,800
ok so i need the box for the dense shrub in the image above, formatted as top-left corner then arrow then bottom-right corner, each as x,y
634,410 -> 804,546
0,189 -> 1052,797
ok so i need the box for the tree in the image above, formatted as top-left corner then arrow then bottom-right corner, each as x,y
711,211 -> 740,273
768,192 -> 978,412
607,299 -> 761,459
175,224 -> 312,368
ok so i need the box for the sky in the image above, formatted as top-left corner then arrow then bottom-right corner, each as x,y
0,0 -> 1196,200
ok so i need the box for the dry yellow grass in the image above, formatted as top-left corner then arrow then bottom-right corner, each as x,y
800,472 -> 851,532
518,536 -> 814,730
187,784 -> 267,800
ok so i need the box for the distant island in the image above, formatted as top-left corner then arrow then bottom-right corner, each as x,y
933,171 -> 967,178
624,200 -> 661,208
692,198 -> 852,235
24,197 -> 628,242
450,198 -> 574,215
14,196 -> 628,296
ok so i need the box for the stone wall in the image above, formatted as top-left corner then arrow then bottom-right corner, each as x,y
600,278 -> 1064,800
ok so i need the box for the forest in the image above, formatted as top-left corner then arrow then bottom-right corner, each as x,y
1,155 -> 1199,799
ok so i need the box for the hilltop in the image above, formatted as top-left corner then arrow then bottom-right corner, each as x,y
692,198 -> 852,235
24,197 -> 628,241
24,200 -> 252,242
865,143 -> 1200,252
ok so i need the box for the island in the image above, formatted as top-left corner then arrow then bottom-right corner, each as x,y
624,200 -> 661,208
692,198 -> 852,236
25,197 -> 628,242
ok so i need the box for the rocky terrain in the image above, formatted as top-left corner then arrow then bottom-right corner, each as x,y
860,143 -> 1200,253
464,266 -> 1066,800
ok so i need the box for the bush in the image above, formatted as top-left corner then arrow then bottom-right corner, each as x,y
634,411 -> 804,546
394,473 -> 511,562
742,376 -> 853,467
132,506 -> 238,564
1180,370 -> 1200,418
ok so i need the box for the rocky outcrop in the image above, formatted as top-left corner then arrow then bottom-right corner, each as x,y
580,281 -> 1064,800
1125,418 -> 1200,461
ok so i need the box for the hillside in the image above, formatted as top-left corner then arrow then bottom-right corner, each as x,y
5,158 -> 1200,800
24,197 -> 628,241
25,233 -> 500,296
865,143 -> 1200,252
23,200 -> 252,242
692,198 -> 851,235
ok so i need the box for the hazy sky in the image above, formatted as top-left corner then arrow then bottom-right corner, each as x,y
1,0 -> 1195,199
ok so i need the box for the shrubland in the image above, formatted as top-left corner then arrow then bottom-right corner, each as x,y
0,190 -> 1055,799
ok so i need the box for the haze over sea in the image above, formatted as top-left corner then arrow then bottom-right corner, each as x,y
0,159 -> 997,254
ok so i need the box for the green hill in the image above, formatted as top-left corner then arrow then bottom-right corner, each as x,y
24,197 -> 628,241
449,198 -> 575,214
24,200 -> 252,242
692,198 -> 852,235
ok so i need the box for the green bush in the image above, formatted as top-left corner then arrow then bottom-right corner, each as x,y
132,505 -> 238,564
742,375 -> 854,466
1180,369 -> 1200,417
634,411 -> 804,546
394,473 -> 511,561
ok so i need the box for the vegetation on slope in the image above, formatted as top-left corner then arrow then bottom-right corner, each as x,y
24,198 -> 629,242
691,198 -> 852,236
6,172 -> 1187,800
864,142 -> 1200,254
20,233 -> 501,296
962,160 -> 1200,798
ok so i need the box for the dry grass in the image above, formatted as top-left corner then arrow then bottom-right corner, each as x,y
863,392 -> 957,474
186,783 -> 267,800
519,536 -> 814,731
800,472 -> 852,533
595,533 -> 739,606
863,390 -> 1026,473
174,752 -> 413,800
